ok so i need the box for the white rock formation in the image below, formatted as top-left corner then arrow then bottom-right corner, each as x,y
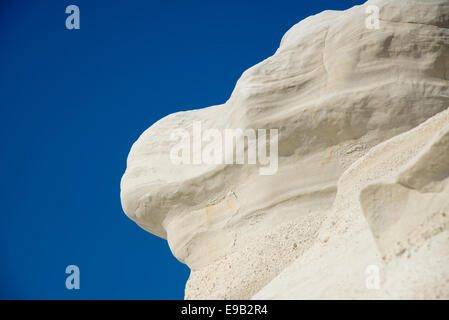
254,108 -> 449,299
121,0 -> 449,299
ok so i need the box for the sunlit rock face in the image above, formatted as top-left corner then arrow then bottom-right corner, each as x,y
121,0 -> 449,299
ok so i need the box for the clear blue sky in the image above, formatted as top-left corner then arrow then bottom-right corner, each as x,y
0,0 -> 363,299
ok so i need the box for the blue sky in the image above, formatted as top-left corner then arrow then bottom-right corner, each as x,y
0,0 -> 363,299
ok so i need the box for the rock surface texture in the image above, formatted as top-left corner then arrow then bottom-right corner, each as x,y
121,0 -> 449,299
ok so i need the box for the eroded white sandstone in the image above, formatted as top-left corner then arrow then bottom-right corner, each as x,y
121,0 -> 449,299
254,107 -> 449,299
